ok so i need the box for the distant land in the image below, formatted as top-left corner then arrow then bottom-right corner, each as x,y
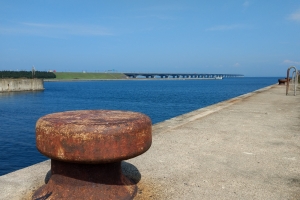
53,72 -> 127,80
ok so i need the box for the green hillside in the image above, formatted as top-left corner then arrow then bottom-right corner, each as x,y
53,72 -> 128,80
0,71 -> 56,79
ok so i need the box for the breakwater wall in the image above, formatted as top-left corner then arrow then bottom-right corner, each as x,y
0,79 -> 44,92
2,84 -> 300,199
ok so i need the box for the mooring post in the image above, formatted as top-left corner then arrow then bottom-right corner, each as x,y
32,110 -> 152,200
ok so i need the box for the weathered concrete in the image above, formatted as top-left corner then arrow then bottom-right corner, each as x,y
0,84 -> 299,199
0,79 -> 44,93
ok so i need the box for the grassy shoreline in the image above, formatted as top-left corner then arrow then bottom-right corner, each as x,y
52,72 -> 128,80
44,78 -> 226,82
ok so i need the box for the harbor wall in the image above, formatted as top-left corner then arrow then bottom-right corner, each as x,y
0,84 -> 280,199
0,79 -> 44,93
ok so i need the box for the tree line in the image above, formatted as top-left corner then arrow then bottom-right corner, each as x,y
0,71 -> 56,79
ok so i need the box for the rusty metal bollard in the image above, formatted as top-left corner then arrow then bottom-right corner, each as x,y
32,110 -> 152,200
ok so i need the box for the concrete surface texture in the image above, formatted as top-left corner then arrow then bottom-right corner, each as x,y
0,84 -> 299,199
0,79 -> 44,92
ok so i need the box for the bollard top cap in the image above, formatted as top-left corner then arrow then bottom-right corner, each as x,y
36,110 -> 152,163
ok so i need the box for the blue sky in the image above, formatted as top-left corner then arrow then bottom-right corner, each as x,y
0,1 -> 299,76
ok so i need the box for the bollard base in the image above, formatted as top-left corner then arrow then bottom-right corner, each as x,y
32,160 -> 137,200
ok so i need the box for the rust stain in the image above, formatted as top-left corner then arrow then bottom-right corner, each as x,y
134,178 -> 166,200
227,98 -> 240,104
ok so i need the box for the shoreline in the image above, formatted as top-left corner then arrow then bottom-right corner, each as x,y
44,77 -> 233,82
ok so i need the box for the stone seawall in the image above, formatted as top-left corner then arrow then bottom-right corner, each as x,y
0,79 -> 44,92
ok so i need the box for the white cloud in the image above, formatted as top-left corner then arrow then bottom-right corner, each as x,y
243,1 -> 250,7
287,9 -> 300,21
0,22 -> 113,37
24,23 -> 112,36
141,5 -> 189,12
234,63 -> 240,67
283,60 -> 300,65
136,14 -> 176,20
205,24 -> 251,31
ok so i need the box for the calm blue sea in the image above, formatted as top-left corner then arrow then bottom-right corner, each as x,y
0,77 -> 278,175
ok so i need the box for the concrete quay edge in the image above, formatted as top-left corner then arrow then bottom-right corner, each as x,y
0,84 -> 299,199
152,84 -> 275,135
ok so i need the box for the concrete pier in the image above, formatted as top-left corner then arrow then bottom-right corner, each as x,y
0,79 -> 44,93
0,84 -> 299,199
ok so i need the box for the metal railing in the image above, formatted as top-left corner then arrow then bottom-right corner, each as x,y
286,66 -> 298,96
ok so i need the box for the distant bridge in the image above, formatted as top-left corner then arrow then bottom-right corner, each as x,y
123,73 -> 244,79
